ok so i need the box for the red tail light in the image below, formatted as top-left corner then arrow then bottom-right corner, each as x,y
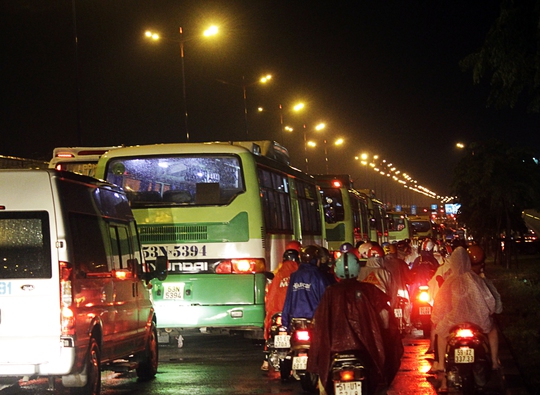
60,261 -> 75,336
340,370 -> 355,381
295,330 -> 310,342
215,259 -> 266,274
418,290 -> 430,303
276,316 -> 282,326
456,328 -> 474,338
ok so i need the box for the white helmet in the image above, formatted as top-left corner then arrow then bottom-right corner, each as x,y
358,242 -> 373,259
421,238 -> 435,252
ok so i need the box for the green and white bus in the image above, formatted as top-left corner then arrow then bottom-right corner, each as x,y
95,141 -> 326,341
356,188 -> 389,246
387,211 -> 413,243
315,174 -> 370,254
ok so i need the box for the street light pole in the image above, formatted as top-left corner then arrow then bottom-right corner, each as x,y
145,25 -> 218,143
179,27 -> 189,142
242,76 -> 249,137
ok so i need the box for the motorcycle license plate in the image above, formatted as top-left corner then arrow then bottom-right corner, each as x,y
334,381 -> 362,395
394,308 -> 403,318
419,306 -> 431,315
274,334 -> 291,349
292,355 -> 308,370
455,347 -> 475,363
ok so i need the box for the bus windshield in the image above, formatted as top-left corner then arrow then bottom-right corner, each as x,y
105,155 -> 245,207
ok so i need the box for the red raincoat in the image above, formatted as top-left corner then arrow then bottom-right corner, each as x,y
263,259 -> 298,340
307,279 -> 403,394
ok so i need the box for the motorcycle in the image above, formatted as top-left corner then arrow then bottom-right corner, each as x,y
328,351 -> 368,395
410,284 -> 432,338
280,318 -> 318,392
444,322 -> 501,395
265,312 -> 290,372
393,295 -> 409,335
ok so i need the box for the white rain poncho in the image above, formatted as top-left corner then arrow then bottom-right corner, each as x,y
431,247 -> 496,337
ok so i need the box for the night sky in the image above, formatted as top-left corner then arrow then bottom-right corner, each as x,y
2,1 -> 540,196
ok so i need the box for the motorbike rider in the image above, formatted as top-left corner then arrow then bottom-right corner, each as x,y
396,239 -> 417,267
383,242 -> 413,329
358,245 -> 396,300
307,249 -> 403,395
357,241 -> 372,267
261,248 -> 301,371
318,246 -> 337,285
410,238 -> 439,302
468,245 -> 502,371
431,246 -> 498,391
281,245 -> 331,331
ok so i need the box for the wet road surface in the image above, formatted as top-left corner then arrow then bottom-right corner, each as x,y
0,327 -> 528,394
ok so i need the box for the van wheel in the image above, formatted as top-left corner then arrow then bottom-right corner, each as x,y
72,337 -> 101,395
136,322 -> 158,380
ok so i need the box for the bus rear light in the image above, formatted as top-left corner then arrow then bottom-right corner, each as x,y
56,152 -> 75,158
332,180 -> 342,188
215,259 -> 266,274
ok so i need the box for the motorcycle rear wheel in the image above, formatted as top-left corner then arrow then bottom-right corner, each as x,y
279,358 -> 292,381
300,371 -> 318,393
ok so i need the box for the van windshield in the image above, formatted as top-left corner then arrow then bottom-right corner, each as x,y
0,211 -> 52,279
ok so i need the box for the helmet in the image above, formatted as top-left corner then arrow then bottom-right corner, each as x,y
358,242 -> 373,259
335,252 -> 360,279
283,249 -> 300,263
421,238 -> 435,252
381,242 -> 391,255
300,245 -> 320,265
386,243 -> 397,255
467,245 -> 485,265
318,246 -> 332,267
340,242 -> 354,253
368,245 -> 385,258
286,240 -> 302,252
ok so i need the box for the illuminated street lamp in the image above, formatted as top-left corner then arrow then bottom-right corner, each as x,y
217,74 -> 272,136
144,25 -> 218,142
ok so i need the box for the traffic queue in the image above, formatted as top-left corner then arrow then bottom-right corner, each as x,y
261,237 -> 504,395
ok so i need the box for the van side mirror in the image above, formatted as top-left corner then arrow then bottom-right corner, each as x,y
154,256 -> 168,281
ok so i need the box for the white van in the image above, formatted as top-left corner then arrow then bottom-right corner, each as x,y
0,169 -> 167,394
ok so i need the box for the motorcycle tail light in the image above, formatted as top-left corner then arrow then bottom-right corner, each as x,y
418,290 -> 430,303
295,330 -> 310,342
456,328 -> 474,338
340,370 -> 355,381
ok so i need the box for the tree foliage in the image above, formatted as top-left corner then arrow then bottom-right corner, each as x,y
460,0 -> 540,111
451,139 -> 540,266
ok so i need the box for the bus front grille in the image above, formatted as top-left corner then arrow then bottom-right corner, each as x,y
139,225 -> 208,243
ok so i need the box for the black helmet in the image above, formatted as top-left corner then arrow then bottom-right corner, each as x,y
318,246 -> 332,267
283,249 -> 300,263
300,245 -> 320,265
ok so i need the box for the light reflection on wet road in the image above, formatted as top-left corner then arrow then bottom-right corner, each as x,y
0,329 -> 522,394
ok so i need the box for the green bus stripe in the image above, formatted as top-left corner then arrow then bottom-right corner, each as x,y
138,211 -> 249,243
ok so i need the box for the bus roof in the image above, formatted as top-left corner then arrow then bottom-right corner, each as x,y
99,141 -> 289,162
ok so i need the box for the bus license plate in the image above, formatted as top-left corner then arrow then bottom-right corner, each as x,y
419,306 -> 431,315
394,308 -> 403,318
292,355 -> 308,370
164,283 -> 185,300
455,347 -> 475,363
335,380 -> 362,395
274,334 -> 291,349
